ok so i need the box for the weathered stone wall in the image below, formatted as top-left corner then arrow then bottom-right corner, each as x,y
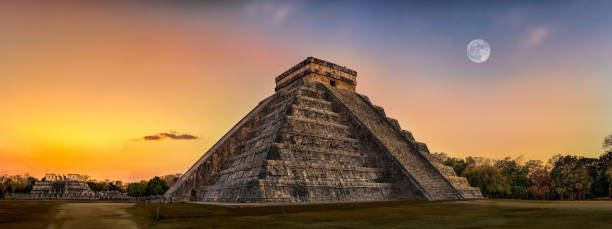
321,83 -> 464,200
1,173 -> 133,200
3,191 -> 129,200
275,57 -> 357,92
163,93 -> 278,202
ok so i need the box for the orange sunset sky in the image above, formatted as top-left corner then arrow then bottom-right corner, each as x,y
1,1 -> 611,182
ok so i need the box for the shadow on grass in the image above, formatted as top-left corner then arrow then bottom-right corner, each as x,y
128,200 -> 612,229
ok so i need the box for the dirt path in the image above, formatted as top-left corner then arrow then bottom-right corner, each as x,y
47,203 -> 139,229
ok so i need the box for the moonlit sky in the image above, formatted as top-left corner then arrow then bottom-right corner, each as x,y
1,1 -> 611,181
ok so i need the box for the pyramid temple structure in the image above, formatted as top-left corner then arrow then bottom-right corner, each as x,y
165,57 -> 482,203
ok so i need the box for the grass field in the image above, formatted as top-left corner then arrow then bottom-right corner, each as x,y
129,200 -> 612,229
0,200 -> 61,229
2,200 -> 612,229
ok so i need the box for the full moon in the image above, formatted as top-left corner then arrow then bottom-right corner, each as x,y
467,39 -> 491,63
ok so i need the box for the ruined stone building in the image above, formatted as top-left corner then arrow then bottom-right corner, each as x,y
4,173 -> 128,200
29,173 -> 95,199
165,57 -> 482,203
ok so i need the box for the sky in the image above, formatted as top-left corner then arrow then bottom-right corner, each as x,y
1,1 -> 611,182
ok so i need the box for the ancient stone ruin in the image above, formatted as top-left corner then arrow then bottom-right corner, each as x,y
4,173 -> 128,200
29,173 -> 94,199
165,57 -> 482,203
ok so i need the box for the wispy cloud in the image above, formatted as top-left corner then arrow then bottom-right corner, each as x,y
244,2 -> 293,24
138,131 -> 198,141
522,25 -> 552,48
273,5 -> 291,23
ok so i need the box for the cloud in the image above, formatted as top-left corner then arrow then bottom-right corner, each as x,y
139,131 -> 198,141
244,2 -> 292,24
522,25 -> 552,48
273,5 -> 291,23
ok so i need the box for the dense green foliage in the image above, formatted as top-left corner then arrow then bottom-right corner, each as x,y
445,151 -> 612,200
127,181 -> 148,197
603,134 -> 612,152
146,177 -> 169,196
127,177 -> 169,197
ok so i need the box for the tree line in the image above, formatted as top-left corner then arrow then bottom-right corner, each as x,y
0,173 -> 180,198
126,176 -> 170,197
445,153 -> 611,200
442,136 -> 612,200
0,174 -> 37,198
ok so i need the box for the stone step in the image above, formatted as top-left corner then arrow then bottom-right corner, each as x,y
269,96 -> 296,111
264,174 -> 385,185
296,86 -> 326,99
264,160 -> 384,176
259,179 -> 392,188
291,104 -> 341,124
295,95 -> 333,111
228,144 -> 270,162
275,149 -> 369,163
216,161 -> 264,177
278,131 -> 360,152
322,84 -> 462,200
280,130 -> 360,143
265,160 -> 383,173
227,150 -> 268,169
258,109 -> 284,125
238,131 -> 277,152
276,144 -> 365,158
250,119 -> 282,137
287,115 -> 350,137
201,176 -> 260,191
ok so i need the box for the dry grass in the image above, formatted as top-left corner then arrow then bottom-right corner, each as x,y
2,200 -> 612,229
0,200 -> 61,229
129,199 -> 612,229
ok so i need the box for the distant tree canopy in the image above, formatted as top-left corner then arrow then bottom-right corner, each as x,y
444,157 -> 469,176
550,155 -> 594,200
146,177 -> 169,196
86,180 -> 125,192
0,175 -> 38,198
604,134 -> 612,152
127,181 -> 148,197
444,151 -> 612,200
462,164 -> 510,198
126,176 -> 169,197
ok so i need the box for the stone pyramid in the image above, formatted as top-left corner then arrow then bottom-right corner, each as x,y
165,57 -> 482,203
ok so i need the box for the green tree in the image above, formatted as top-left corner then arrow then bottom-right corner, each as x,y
550,155 -> 594,200
603,134 -> 612,152
146,177 -> 169,196
107,182 -> 123,192
0,176 -> 6,198
1,175 -> 37,194
127,181 -> 148,197
463,165 -> 511,198
496,158 -> 530,199
525,160 -> 551,199
444,157 -> 469,176
87,181 -> 106,192
598,151 -> 612,198
607,166 -> 612,198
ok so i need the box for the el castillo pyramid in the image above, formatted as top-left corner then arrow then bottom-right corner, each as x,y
165,57 -> 482,203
